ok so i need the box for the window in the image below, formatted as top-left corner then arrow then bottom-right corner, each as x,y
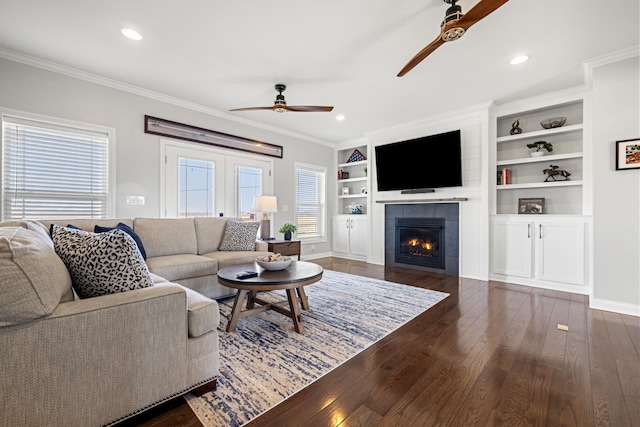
1,114 -> 113,221
295,163 -> 326,241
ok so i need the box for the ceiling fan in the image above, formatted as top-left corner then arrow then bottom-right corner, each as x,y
398,0 -> 509,77
230,84 -> 334,113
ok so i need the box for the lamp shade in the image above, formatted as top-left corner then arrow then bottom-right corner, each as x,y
252,195 -> 278,213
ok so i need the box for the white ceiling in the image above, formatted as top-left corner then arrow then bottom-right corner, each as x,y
0,0 -> 638,144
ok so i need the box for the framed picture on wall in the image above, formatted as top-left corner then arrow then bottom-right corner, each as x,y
518,198 -> 545,214
616,138 -> 640,170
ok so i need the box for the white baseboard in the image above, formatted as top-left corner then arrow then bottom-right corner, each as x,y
490,274 -> 590,295
590,298 -> 640,317
301,251 -> 332,261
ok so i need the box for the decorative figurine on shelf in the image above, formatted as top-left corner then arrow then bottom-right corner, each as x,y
543,165 -> 571,182
510,119 -> 522,135
527,140 -> 553,157
347,202 -> 363,214
347,149 -> 366,163
278,223 -> 297,240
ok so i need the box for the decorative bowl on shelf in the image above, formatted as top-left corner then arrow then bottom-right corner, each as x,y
540,117 -> 566,129
256,254 -> 292,271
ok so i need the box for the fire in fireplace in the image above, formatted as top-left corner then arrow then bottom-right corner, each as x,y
395,218 -> 445,269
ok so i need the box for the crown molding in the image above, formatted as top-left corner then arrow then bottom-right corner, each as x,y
583,45 -> 640,87
493,85 -> 589,117
0,47 -> 334,147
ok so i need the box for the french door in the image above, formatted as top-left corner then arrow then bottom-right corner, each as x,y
162,140 -> 272,218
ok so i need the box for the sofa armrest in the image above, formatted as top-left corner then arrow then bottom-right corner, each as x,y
50,282 -> 186,317
0,283 -> 193,426
255,240 -> 268,252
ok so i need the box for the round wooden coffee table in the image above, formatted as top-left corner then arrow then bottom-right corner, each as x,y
217,261 -> 323,333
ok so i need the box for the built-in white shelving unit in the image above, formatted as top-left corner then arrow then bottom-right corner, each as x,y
494,97 -> 584,215
336,151 -> 368,214
490,89 -> 590,294
333,143 -> 370,261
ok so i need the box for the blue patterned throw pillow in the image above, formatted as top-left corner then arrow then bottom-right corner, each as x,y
50,225 -> 153,299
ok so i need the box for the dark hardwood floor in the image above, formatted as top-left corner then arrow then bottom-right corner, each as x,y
126,257 -> 640,427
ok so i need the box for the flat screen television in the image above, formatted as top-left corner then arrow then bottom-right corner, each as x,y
374,129 -> 462,192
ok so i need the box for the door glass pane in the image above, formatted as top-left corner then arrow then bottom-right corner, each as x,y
237,166 -> 262,219
179,157 -> 214,217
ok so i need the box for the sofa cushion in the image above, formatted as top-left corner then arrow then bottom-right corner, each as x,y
50,225 -> 153,299
218,220 -> 261,251
193,217 -> 230,254
95,222 -> 147,260
133,218 -> 197,258
0,226 -> 73,326
0,220 -> 53,244
145,254 -> 218,282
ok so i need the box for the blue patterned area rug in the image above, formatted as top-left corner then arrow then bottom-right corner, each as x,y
185,269 -> 448,427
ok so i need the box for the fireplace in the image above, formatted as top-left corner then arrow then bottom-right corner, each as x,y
385,203 -> 459,276
395,218 -> 445,269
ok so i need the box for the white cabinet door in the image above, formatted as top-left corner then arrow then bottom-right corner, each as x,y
332,215 -> 350,255
348,216 -> 368,257
536,221 -> 585,285
492,219 -> 532,278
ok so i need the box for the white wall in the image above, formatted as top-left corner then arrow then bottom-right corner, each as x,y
0,57 -> 336,255
590,55 -> 640,315
365,104 -> 491,281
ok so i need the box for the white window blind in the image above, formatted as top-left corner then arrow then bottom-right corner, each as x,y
295,163 -> 326,240
2,115 -> 110,220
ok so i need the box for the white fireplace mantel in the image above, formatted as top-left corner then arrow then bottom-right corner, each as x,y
375,198 -> 469,204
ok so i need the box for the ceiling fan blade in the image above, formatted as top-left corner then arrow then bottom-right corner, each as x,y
231,84 -> 334,113
229,106 -> 275,112
397,0 -> 509,77
286,105 -> 334,112
456,0 -> 509,31
397,36 -> 445,77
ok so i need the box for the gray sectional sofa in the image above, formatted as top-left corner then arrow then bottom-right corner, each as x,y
0,216 -> 272,426
42,216 -> 272,300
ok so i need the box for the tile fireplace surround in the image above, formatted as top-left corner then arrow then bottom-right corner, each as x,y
384,203 -> 460,276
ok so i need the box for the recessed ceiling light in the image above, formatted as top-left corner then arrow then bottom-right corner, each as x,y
335,114 -> 346,121
510,55 -> 529,65
122,28 -> 143,41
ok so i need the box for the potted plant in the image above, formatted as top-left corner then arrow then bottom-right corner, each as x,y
526,140 -> 553,157
278,223 -> 297,240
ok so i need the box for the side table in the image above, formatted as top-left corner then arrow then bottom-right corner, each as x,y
267,239 -> 301,260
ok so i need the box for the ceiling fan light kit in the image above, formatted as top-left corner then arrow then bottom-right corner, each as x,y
443,0 -> 463,23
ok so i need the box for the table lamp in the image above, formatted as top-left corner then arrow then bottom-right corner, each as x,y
252,195 -> 278,240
